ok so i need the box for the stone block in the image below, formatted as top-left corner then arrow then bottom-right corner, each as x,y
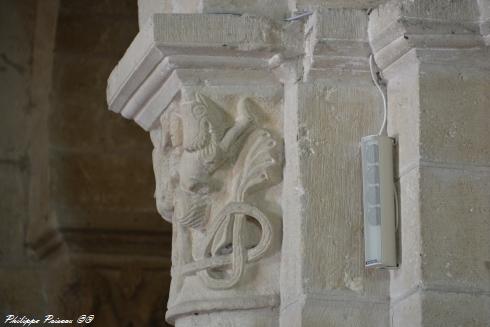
293,0 -> 386,10
175,308 -> 279,327
303,9 -> 370,74
391,291 -> 423,327
314,9 -> 368,41
138,0 -> 172,27
419,64 -> 490,166
419,166 -> 490,293
386,52 -> 421,178
151,14 -> 281,49
421,290 -> 490,327
399,0 -> 479,21
138,0 -> 288,19
297,79 -> 389,299
200,0 -> 288,20
301,296 -> 389,327
390,168 -> 422,299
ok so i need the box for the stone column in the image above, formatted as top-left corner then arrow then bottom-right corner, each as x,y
369,0 -> 490,325
107,13 -> 286,326
107,0 -> 490,326
279,7 -> 391,327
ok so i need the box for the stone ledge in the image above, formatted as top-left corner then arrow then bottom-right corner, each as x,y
165,294 -> 280,324
294,0 -> 387,10
304,9 -> 371,75
107,13 -> 288,130
368,1 -> 486,70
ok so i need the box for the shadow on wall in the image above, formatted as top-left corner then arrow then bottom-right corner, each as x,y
0,0 -> 172,325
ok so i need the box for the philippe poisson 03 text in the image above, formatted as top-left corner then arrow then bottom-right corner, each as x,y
5,314 -> 94,326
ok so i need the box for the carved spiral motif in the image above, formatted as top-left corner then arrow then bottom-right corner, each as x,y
180,129 -> 280,289
199,202 -> 272,289
178,201 -> 272,289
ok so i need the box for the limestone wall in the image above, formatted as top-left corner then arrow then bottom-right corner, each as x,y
109,0 -> 490,326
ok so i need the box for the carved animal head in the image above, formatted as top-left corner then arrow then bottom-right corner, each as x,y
180,93 -> 232,152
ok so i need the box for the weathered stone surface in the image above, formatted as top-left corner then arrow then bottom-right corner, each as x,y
175,308 -> 279,327
394,289 -> 490,327
419,61 -> 490,166
385,51 -> 420,177
419,166 -> 490,293
304,9 -> 370,75
391,291 -> 423,327
200,0 -> 288,19
421,290 -> 490,327
138,0 -> 172,27
297,80 -> 389,299
280,75 -> 391,326
293,0 -> 387,10
370,3 -> 490,326
300,297 -> 389,327
390,168 -> 422,299
137,0 -> 288,23
159,91 -> 283,324
480,0 -> 490,44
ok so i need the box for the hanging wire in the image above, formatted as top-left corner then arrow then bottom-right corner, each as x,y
369,54 -> 388,136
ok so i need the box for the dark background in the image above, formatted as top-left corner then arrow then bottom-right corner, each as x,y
0,0 -> 172,325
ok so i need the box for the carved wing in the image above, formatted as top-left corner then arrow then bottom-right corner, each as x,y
210,129 -> 281,258
232,129 -> 280,202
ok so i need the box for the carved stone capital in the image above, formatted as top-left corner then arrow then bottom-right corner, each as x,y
107,13 -> 285,325
156,92 -> 284,324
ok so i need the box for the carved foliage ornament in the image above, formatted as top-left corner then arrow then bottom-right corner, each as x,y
153,93 -> 282,289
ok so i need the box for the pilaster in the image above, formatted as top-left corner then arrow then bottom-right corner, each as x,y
369,1 -> 490,325
280,8 -> 391,327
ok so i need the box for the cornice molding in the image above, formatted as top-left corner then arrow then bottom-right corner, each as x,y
107,14 -> 292,130
303,8 -> 371,77
368,0 -> 487,71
